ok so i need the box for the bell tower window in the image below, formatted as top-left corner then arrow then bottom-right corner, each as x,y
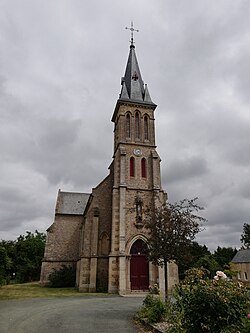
144,115 -> 149,140
141,158 -> 147,178
135,111 -> 140,140
130,157 -> 135,177
126,113 -> 131,138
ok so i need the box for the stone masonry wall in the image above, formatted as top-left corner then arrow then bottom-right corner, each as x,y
44,214 -> 82,261
78,173 -> 113,292
40,214 -> 82,285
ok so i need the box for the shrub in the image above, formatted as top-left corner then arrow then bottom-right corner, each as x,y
48,265 -> 76,288
173,268 -> 250,333
241,314 -> 250,333
149,283 -> 159,295
137,294 -> 167,324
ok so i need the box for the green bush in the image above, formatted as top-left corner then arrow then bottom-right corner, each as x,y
173,268 -> 250,333
137,294 -> 167,324
241,314 -> 250,333
48,265 -> 76,288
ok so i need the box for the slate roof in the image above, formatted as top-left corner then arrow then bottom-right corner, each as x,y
231,249 -> 250,263
55,190 -> 90,215
119,44 -> 155,105
112,43 -> 156,122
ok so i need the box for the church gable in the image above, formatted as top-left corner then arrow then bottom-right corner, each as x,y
45,190 -> 90,261
40,191 -> 90,285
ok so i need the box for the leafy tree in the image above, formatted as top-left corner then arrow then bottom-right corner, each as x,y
178,241 -> 211,279
0,246 -> 13,285
0,247 -> 7,285
0,231 -> 46,285
192,247 -> 238,279
145,198 -> 206,295
0,240 -> 16,284
240,223 -> 250,248
14,230 -> 46,282
190,241 -> 210,262
213,246 -> 237,269
194,254 -> 220,278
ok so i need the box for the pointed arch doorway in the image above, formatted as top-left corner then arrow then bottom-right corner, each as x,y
130,239 -> 149,291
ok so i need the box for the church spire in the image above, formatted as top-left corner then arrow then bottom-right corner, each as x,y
118,23 -> 155,105
112,27 -> 156,122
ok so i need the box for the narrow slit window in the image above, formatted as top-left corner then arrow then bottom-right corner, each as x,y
144,116 -> 149,140
135,112 -> 140,139
126,113 -> 131,138
130,157 -> 135,177
141,158 -> 147,178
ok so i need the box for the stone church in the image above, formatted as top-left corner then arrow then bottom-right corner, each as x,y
40,36 -> 178,295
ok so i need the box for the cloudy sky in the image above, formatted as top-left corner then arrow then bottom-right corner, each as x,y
1,0 -> 250,251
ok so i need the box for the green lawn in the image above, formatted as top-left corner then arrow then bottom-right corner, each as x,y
0,282 -> 108,300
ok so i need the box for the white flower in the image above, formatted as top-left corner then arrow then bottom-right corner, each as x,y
214,271 -> 227,280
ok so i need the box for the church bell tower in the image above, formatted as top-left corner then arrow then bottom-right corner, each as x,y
108,28 -> 167,294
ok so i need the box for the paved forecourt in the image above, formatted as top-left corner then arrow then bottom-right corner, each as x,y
0,295 -> 144,333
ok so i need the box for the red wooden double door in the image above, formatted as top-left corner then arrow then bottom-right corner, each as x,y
130,239 -> 149,291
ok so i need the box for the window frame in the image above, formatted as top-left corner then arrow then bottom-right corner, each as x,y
144,115 -> 149,141
130,156 -> 135,177
141,158 -> 147,178
126,113 -> 131,139
135,111 -> 141,140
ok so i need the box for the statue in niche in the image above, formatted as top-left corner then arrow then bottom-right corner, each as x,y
135,194 -> 143,227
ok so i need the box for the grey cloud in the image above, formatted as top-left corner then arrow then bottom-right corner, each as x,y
165,156 -> 209,184
0,0 -> 250,252
207,198 -> 249,227
239,183 -> 250,199
197,224 -> 241,251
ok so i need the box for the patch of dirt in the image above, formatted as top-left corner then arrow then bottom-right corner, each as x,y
152,321 -> 172,332
134,319 -> 155,332
134,319 -> 172,333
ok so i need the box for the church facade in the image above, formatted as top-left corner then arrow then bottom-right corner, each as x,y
40,39 -> 178,295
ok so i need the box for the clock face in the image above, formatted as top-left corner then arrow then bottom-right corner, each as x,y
134,148 -> 142,156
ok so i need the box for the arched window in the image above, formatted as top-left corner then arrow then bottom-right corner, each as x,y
126,113 -> 131,138
130,157 -> 135,177
141,158 -> 147,178
135,111 -> 140,139
144,116 -> 149,140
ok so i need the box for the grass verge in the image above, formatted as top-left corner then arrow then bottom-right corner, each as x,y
0,282 -> 109,300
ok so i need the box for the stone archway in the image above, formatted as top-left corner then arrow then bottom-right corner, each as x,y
130,239 -> 149,290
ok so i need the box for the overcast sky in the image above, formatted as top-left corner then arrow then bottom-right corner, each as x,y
0,0 -> 250,251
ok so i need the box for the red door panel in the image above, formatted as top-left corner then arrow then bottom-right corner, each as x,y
130,255 -> 149,290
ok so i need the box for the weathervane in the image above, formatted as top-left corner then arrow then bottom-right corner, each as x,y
125,21 -> 139,45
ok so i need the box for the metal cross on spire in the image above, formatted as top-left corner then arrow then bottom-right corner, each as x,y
125,21 -> 139,46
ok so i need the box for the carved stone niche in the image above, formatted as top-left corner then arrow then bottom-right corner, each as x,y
93,207 -> 100,217
134,195 -> 144,229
